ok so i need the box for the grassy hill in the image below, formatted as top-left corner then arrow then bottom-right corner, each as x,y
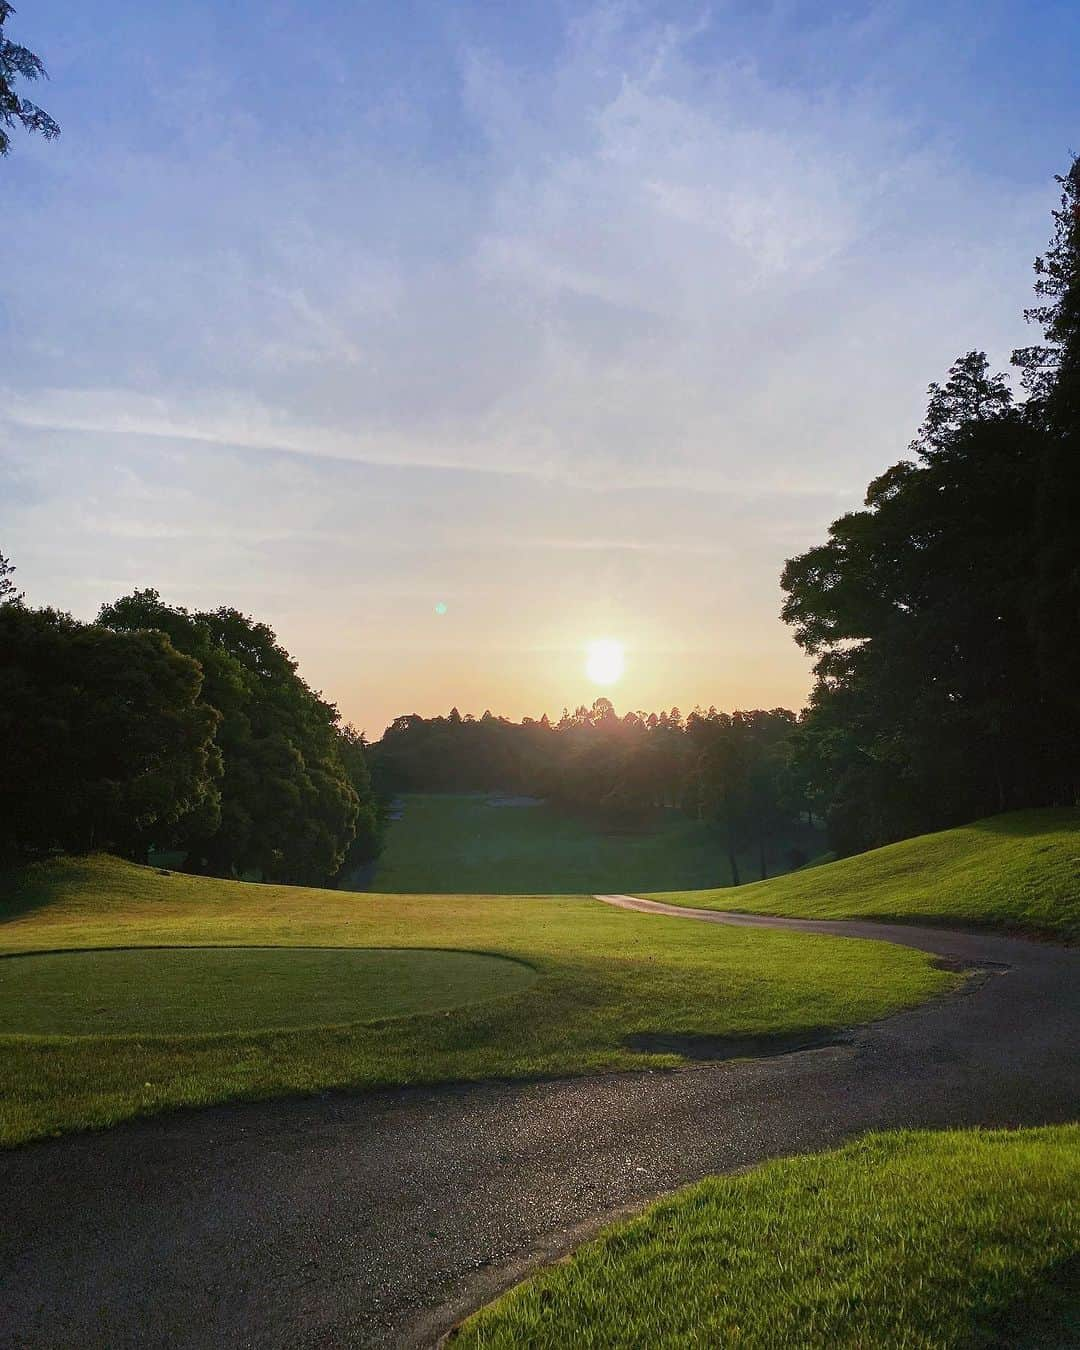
457,1124 -> 1080,1348
651,809 -> 1080,941
370,793 -> 824,894
0,853 -> 942,1146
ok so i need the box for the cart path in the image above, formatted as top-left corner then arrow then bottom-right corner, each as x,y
1,899 -> 1077,1349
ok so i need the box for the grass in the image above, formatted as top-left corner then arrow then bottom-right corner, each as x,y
0,853 -> 948,1146
371,793 -> 823,894
456,1124 -> 1080,1349
651,808 -> 1080,941
0,947 -> 537,1036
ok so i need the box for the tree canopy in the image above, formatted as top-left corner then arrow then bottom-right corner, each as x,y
781,158 -> 1080,854
0,566 -> 381,884
372,699 -> 804,880
0,3 -> 59,156
99,590 -> 376,885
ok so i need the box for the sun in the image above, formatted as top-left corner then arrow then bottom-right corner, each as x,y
585,638 -> 625,686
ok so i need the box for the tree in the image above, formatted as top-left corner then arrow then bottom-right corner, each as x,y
1013,157 -> 1080,717
1,3 -> 59,155
687,710 -> 798,881
0,549 -> 21,605
0,606 -> 219,861
780,162 -> 1080,854
335,724 -> 384,880
100,590 -> 369,884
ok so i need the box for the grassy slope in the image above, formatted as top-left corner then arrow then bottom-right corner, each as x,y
372,794 -> 823,894
651,809 -> 1080,941
0,854 -> 946,1146
457,1125 -> 1080,1349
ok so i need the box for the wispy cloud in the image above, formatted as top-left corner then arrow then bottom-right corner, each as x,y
0,0 -> 1064,730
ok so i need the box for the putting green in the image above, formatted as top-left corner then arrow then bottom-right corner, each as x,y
0,946 -> 537,1036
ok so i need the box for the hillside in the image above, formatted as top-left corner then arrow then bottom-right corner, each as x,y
652,809 -> 1080,940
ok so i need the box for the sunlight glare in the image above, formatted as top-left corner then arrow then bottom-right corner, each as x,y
585,639 -> 625,686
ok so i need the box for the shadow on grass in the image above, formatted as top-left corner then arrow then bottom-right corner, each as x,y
625,1028 -> 853,1061
0,854 -> 96,924
967,808 -> 1080,841
977,1253 -> 1080,1348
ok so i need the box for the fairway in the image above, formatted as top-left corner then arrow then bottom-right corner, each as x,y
652,808 -> 1080,940
371,793 -> 824,894
0,947 -> 536,1036
0,853 -> 948,1146
457,1125 -> 1080,1348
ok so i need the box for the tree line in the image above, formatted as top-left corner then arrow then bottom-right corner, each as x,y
0,576 -> 382,884
780,158 -> 1080,854
374,700 -> 807,882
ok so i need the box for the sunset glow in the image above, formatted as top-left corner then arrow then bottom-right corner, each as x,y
585,639 -> 625,686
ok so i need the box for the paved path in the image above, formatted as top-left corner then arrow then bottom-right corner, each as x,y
2,900 -> 1077,1349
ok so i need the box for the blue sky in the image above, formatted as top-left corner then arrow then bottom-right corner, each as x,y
2,0 -> 1077,733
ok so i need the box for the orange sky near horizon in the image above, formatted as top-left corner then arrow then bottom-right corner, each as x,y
287,597 -> 817,741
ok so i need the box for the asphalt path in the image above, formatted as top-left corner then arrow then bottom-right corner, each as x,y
2,898 -> 1077,1348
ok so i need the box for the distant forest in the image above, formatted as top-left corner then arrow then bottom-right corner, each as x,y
373,702 -> 806,883
3,158 -> 1079,880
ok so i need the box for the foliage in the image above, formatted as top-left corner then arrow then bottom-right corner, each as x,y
0,852 -> 948,1145
782,159 -> 1080,852
374,700 -> 803,877
99,590 -> 375,884
0,2 -> 59,155
0,549 -> 21,605
457,1125 -> 1080,1349
0,605 -> 219,861
653,806 -> 1080,940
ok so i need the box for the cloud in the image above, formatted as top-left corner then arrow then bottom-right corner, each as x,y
0,0 -> 1061,729
4,4 -> 1046,498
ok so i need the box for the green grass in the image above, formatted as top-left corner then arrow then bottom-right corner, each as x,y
456,1125 -> 1080,1349
0,947 -> 536,1036
0,853 -> 948,1146
651,809 -> 1080,941
372,793 -> 823,894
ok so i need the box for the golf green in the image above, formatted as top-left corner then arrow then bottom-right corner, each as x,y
0,946 -> 537,1036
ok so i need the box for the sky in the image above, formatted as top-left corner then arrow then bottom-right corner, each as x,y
2,0 -> 1078,737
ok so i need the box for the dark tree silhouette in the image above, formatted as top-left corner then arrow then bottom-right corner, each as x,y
0,549 -> 21,605
100,590 -> 378,884
0,3 -> 59,155
781,158 -> 1080,855
0,606 -> 219,861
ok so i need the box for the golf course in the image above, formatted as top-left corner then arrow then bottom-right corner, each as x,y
368,792 -> 825,894
2,808 -> 1078,1346
6,11 -> 1080,1344
2,846 -> 944,1146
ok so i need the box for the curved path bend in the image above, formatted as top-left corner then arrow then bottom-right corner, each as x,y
2,898 -> 1077,1349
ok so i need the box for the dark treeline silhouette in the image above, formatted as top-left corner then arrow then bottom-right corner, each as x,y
0,577 -> 382,885
373,701 -> 807,882
781,158 -> 1080,855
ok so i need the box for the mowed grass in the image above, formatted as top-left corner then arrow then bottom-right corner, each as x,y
456,1125 -> 1080,1349
0,853 -> 949,1146
0,947 -> 536,1036
372,793 -> 823,894
652,809 -> 1080,941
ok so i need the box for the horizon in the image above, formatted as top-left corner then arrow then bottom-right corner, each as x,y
4,0 -> 1079,738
